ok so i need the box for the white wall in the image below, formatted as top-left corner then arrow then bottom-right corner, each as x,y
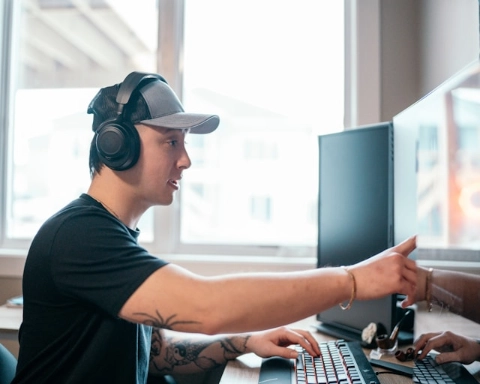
419,0 -> 479,95
348,0 -> 479,126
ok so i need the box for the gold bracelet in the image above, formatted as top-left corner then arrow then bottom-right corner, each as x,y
425,268 -> 433,312
339,267 -> 356,310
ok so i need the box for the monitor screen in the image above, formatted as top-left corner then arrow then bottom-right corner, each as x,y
316,122 -> 397,339
394,59 -> 480,262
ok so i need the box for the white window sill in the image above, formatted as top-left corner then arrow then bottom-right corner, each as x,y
0,249 -> 317,278
0,250 -> 27,277
1,250 -> 479,278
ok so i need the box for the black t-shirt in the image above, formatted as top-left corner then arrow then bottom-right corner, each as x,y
12,194 -> 168,384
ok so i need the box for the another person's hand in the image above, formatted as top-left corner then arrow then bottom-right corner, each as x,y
412,266 -> 430,303
415,331 -> 480,364
348,236 -> 417,306
245,327 -> 320,359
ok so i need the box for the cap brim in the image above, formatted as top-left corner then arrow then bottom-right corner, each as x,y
140,113 -> 219,134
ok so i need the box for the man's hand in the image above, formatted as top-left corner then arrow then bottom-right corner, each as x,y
349,236 -> 417,306
246,327 -> 320,359
415,331 -> 480,364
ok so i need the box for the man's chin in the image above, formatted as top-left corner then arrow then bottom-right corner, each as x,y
158,195 -> 175,206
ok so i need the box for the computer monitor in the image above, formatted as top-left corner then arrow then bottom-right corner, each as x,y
315,122 -> 413,344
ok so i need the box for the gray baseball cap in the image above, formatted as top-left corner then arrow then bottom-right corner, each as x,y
88,75 -> 220,134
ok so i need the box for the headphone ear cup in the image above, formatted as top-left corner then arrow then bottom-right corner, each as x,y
95,120 -> 140,171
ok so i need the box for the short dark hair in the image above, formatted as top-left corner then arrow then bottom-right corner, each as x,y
89,136 -> 102,177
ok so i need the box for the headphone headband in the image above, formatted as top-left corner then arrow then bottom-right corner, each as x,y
114,72 -> 167,116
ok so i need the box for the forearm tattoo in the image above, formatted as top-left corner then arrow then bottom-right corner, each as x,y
133,309 -> 200,329
149,327 -> 251,374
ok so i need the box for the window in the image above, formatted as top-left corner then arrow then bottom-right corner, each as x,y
0,0 -> 344,258
1,0 -> 159,248
250,196 -> 272,222
176,0 -> 344,255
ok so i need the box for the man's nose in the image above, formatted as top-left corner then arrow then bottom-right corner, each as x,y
179,149 -> 191,169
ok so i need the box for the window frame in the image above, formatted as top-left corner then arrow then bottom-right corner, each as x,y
0,0 -> 14,250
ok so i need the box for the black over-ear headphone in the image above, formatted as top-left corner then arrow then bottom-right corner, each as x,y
95,72 -> 167,171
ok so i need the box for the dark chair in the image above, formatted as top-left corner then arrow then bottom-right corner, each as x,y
0,343 -> 17,384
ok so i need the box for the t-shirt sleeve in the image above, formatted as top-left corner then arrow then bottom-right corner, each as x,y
50,209 -> 168,317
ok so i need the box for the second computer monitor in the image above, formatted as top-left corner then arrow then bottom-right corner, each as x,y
315,122 -> 409,342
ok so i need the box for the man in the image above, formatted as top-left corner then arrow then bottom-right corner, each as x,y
12,72 -> 417,383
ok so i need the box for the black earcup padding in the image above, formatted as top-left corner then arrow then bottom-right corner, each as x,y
95,120 -> 140,171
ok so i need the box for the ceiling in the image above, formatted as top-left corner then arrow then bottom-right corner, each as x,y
16,0 -> 158,88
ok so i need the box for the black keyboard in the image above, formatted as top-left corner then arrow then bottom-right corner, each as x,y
258,340 -> 379,384
414,354 -> 478,384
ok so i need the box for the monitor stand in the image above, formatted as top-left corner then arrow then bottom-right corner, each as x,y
314,323 -> 362,342
314,323 -> 414,346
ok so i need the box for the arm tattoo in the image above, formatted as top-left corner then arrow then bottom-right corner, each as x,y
149,327 -> 251,374
133,309 -> 200,329
221,337 -> 250,357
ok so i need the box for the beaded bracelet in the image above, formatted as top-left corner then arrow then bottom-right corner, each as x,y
339,267 -> 356,310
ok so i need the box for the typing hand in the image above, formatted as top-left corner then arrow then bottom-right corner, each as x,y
246,327 -> 320,359
414,331 -> 480,364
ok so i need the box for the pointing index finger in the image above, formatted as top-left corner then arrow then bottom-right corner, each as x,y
394,235 -> 417,257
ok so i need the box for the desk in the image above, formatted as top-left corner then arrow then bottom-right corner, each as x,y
220,305 -> 480,384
